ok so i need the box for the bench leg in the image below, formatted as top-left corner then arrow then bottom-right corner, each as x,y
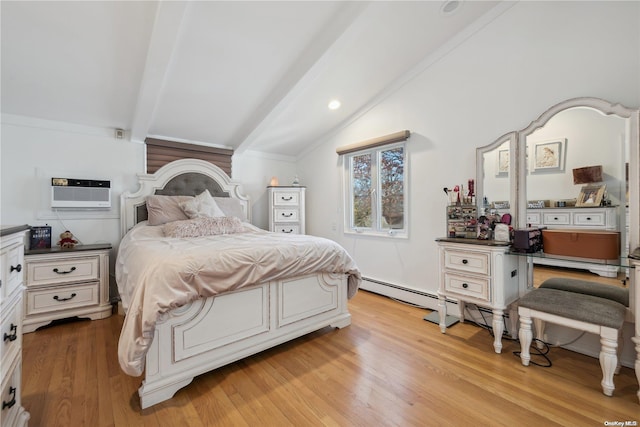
519,311 -> 533,366
534,318 -> 546,350
599,327 -> 618,397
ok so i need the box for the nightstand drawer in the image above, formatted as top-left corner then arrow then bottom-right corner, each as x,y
27,256 -> 99,286
272,191 -> 300,206
443,249 -> 489,275
25,282 -> 99,315
273,209 -> 299,222
272,225 -> 300,234
573,211 -> 606,226
0,302 -> 21,378
444,273 -> 490,302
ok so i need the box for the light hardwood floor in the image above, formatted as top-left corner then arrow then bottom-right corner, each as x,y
22,288 -> 639,427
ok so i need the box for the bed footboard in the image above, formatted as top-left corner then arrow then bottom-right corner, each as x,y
138,272 -> 351,409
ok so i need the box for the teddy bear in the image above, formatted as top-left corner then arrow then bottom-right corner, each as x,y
57,230 -> 78,249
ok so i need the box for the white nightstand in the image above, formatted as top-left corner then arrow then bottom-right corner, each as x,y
268,186 -> 306,234
436,238 -> 520,354
23,243 -> 112,333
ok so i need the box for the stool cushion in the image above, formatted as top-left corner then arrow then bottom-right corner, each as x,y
539,277 -> 629,307
519,288 -> 626,329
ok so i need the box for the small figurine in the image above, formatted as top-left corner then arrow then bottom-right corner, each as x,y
57,230 -> 78,249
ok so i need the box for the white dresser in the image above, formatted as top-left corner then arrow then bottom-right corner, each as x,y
436,239 -> 520,353
526,206 -> 619,277
23,244 -> 112,333
1,226 -> 30,427
268,186 -> 306,235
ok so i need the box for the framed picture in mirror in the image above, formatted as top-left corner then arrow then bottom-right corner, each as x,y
531,138 -> 566,172
496,148 -> 509,176
576,184 -> 605,207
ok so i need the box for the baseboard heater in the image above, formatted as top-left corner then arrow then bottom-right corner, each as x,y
362,276 -> 458,304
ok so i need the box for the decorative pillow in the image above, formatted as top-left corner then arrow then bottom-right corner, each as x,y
146,195 -> 192,226
213,197 -> 248,222
162,216 -> 244,238
179,190 -> 226,219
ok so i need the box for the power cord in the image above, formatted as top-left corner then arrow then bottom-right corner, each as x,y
464,303 -> 553,367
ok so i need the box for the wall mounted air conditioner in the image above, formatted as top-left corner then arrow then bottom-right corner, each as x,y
51,178 -> 111,209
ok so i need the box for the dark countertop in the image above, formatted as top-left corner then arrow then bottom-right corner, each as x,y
435,237 -> 511,247
0,224 -> 30,237
25,243 -> 112,256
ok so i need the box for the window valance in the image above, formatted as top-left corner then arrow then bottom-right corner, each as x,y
336,130 -> 410,155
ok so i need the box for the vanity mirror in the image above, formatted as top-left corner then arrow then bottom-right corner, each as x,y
518,98 -> 638,272
475,132 -> 517,217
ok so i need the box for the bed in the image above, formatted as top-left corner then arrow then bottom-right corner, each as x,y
116,159 -> 360,409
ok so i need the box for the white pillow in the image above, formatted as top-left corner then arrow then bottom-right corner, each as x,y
179,190 -> 226,219
163,217 -> 244,238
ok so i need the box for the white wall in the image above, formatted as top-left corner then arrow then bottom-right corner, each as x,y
297,1 -> 640,306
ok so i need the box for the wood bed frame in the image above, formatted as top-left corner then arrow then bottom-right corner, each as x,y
119,159 -> 352,409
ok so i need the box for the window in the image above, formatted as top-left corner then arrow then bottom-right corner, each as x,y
345,142 -> 407,236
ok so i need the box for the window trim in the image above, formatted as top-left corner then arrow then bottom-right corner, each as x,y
343,141 -> 408,238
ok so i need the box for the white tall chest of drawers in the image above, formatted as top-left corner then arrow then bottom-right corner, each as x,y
1,226 -> 30,427
268,186 -> 306,234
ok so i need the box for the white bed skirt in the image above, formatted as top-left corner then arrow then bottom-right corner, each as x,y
138,271 -> 351,409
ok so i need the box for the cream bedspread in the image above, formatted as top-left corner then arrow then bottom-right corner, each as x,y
116,222 -> 361,376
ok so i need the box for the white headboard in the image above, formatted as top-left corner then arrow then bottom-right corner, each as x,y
120,159 -> 250,236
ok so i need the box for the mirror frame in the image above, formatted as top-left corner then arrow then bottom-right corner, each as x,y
516,97 -> 639,256
475,131 -> 518,220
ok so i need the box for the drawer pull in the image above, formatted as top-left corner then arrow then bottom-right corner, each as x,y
2,387 -> 16,410
553,217 -> 558,220
280,196 -> 293,201
281,229 -> 293,233
586,217 -> 592,220
10,264 -> 22,273
53,266 -> 76,275
462,259 -> 468,264
3,324 -> 17,342
53,293 -> 77,302
462,283 -> 469,289
281,213 -> 294,218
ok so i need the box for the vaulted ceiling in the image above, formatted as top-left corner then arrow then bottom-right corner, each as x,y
1,1 -> 500,158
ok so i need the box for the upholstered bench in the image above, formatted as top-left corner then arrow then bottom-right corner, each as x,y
518,281 -> 628,396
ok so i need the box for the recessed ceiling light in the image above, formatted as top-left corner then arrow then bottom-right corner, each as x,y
328,99 -> 341,110
441,0 -> 461,15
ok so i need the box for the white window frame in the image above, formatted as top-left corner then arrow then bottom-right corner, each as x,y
343,141 -> 408,238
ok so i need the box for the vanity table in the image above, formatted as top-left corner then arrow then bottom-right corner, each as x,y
436,238 -> 519,354
473,97 -> 639,402
525,205 -> 619,277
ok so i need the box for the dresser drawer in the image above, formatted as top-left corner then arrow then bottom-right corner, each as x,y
273,208 -> 300,223
572,211 -> 606,226
0,302 -> 22,379
272,225 -> 300,234
25,282 -> 99,315
443,249 -> 489,275
542,212 -> 571,225
272,191 -> 300,206
2,242 -> 24,300
444,273 -> 490,302
1,357 -> 23,426
526,212 -> 541,226
27,255 -> 99,286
